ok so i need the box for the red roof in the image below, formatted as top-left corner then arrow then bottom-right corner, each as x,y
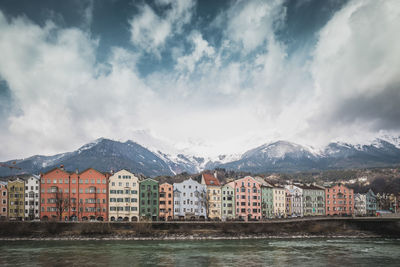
202,173 -> 221,186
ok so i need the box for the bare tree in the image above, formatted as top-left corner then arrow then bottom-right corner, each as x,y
52,187 -> 70,221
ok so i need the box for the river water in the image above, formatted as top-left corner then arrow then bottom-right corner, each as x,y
0,238 -> 399,266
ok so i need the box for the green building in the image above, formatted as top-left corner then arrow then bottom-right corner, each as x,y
221,181 -> 235,221
139,179 -> 159,221
299,184 -> 325,216
255,177 -> 274,219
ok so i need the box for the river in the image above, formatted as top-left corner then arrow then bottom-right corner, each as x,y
0,238 -> 399,266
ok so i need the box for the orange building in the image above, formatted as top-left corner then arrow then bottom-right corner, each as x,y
40,167 -> 71,221
159,183 -> 173,221
76,168 -> 109,221
40,167 -> 109,221
325,183 -> 354,216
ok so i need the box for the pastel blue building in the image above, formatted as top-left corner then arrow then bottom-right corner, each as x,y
173,178 -> 207,220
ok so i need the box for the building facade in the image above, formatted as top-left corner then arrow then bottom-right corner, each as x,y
234,176 -> 262,221
354,193 -> 367,216
325,183 -> 354,216
108,170 -> 139,222
24,176 -> 40,220
75,168 -> 108,221
40,167 -> 71,221
8,178 -> 25,220
300,185 -> 325,216
254,177 -> 273,219
173,178 -> 207,220
41,167 -> 109,221
221,182 -> 235,221
139,179 -> 159,221
285,185 -> 303,217
365,189 -> 377,216
159,183 -> 173,221
273,186 -> 286,218
201,173 -> 222,220
0,181 -> 7,220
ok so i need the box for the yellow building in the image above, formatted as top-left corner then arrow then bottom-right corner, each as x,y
273,186 -> 286,218
201,173 -> 221,220
108,169 -> 140,222
8,178 -> 25,221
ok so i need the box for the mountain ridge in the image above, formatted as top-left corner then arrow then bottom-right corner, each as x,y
1,137 -> 400,177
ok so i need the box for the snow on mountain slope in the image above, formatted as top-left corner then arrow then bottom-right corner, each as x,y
1,136 -> 400,177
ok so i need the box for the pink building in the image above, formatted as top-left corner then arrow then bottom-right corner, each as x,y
234,176 -> 262,221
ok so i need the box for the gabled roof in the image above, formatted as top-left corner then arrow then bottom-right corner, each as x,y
201,173 -> 221,186
41,167 -> 71,176
78,167 -> 107,176
7,177 -> 25,183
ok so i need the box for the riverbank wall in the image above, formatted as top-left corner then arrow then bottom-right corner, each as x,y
1,218 -> 399,240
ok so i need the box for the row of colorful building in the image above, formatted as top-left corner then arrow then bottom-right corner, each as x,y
0,167 -> 397,222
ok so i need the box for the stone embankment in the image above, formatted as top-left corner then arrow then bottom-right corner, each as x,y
1,218 -> 399,240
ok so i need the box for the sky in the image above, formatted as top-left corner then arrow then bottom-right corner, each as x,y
0,0 -> 399,161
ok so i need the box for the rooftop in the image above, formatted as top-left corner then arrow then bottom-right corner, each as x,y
202,173 -> 221,186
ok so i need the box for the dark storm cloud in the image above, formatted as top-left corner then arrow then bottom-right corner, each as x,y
324,84 -> 400,131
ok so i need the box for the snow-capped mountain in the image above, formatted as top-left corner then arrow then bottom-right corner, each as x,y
1,137 -> 400,177
0,139 -> 198,177
217,141 -> 321,173
217,139 -> 400,173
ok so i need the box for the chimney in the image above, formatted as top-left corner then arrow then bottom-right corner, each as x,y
75,169 -> 79,174
60,165 -> 64,170
214,171 -> 217,179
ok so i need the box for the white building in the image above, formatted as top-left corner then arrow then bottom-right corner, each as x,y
354,193 -> 367,216
173,178 -> 207,220
285,184 -> 303,217
108,170 -> 140,221
25,175 -> 40,220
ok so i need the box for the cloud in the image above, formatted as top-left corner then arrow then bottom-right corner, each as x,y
79,0 -> 94,29
0,0 -> 399,162
217,0 -> 286,54
310,0 -> 400,141
129,0 -> 196,57
0,11 -> 155,159
175,31 -> 215,73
